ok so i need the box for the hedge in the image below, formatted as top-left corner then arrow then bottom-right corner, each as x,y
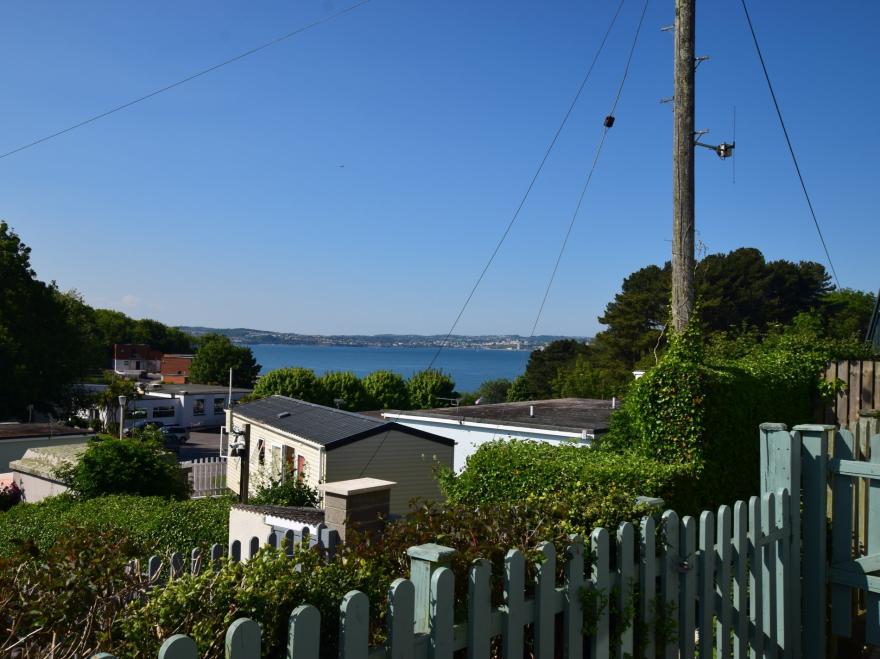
438,440 -> 696,534
0,494 -> 231,558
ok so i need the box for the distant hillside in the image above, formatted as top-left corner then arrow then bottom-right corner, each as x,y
178,327 -> 588,350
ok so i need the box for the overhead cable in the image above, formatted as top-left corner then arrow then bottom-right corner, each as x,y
0,0 -> 372,161
426,0 -> 628,369
529,0 -> 649,337
738,0 -> 841,288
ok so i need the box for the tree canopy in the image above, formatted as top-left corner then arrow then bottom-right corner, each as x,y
189,334 -> 259,388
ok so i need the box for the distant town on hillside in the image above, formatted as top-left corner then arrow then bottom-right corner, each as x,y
178,326 -> 587,350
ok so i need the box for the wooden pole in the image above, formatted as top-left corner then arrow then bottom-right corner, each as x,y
239,423 -> 250,504
672,0 -> 696,332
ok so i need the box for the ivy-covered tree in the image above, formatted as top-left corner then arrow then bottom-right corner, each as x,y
189,334 -> 260,388
362,370 -> 409,409
406,369 -> 455,409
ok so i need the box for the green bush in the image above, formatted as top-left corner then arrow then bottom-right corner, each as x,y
602,315 -> 846,508
57,435 -> 189,499
362,370 -> 409,409
406,368 -> 455,409
0,494 -> 231,558
438,440 -> 693,534
319,371 -> 373,411
251,469 -> 320,507
0,529 -> 145,657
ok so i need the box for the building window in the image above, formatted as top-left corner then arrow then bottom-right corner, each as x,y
129,408 -> 147,420
213,397 -> 225,415
193,399 -> 205,416
282,446 -> 295,479
297,455 -> 306,480
153,406 -> 175,418
257,438 -> 266,465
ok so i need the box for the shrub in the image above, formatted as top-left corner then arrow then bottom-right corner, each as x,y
602,315 -> 846,508
0,494 -> 231,558
0,529 -> 146,658
57,435 -> 189,499
0,482 -> 21,511
250,469 -> 320,507
438,440 -> 693,533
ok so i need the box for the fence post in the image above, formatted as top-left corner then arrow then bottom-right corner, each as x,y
407,543 -> 456,635
759,422 -> 800,659
794,423 -> 832,659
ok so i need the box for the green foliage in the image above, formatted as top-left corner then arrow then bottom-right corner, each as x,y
319,371 -> 373,411
474,377 -> 512,404
602,315 -> 853,508
0,494 -> 231,558
190,333 -> 260,387
0,529 -> 146,658
56,436 -> 190,500
523,339 -> 591,399
253,367 -> 328,403
406,368 -> 455,409
362,370 -> 409,409
506,374 -> 534,402
551,354 -> 628,400
251,469 -> 320,507
0,223 -> 89,418
438,440 -> 693,533
94,373 -> 140,433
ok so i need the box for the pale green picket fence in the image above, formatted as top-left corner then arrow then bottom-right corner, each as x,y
94,488 -> 794,659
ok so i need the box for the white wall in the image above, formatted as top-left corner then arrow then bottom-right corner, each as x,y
383,416 -> 591,472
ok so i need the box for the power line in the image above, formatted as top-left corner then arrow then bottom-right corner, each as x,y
0,0 -> 372,161
738,0 -> 841,289
425,0 -> 628,370
530,0 -> 649,337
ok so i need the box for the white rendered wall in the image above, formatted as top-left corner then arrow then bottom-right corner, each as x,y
385,417 -> 591,472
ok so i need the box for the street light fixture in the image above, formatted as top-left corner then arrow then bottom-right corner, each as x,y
118,395 -> 127,440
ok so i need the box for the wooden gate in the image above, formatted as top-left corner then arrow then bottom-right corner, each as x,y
762,421 -> 880,658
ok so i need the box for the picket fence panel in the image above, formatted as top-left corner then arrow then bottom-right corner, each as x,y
96,490 -> 794,659
181,456 -> 228,498
129,525 -> 340,585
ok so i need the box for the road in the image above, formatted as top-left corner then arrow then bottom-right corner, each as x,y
178,429 -> 224,461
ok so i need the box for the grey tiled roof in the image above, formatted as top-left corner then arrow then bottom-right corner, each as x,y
233,395 -> 454,449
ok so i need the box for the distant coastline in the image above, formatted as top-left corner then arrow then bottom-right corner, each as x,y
179,326 -> 589,351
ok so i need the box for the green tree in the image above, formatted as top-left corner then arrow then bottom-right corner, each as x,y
523,339 -> 591,399
252,367 -> 327,404
474,378 -> 512,404
189,334 -> 260,388
818,288 -> 877,341
319,371 -> 372,411
0,223 -> 86,418
551,355 -> 626,399
362,370 -> 409,409
406,369 -> 455,409
506,375 -> 533,402
94,375 -> 140,434
57,436 -> 189,499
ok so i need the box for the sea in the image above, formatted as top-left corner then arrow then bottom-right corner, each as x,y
247,344 -> 531,393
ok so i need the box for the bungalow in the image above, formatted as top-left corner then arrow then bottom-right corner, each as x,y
226,395 -> 454,515
381,398 -> 614,472
130,383 -> 252,430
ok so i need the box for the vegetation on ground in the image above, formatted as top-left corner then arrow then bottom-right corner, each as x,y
0,493 -> 231,559
56,432 -> 190,500
250,469 -> 320,507
189,332 -> 261,388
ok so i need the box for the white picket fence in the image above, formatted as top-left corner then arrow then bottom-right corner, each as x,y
94,488 -> 795,659
180,457 -> 227,497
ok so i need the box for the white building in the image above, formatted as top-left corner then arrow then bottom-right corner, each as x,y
128,383 -> 252,430
226,395 -> 454,515
382,398 -> 614,472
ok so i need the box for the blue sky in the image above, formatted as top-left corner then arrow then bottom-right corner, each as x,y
2,1 -> 877,336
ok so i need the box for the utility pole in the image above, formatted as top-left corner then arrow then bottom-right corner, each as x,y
671,0 -> 696,332
238,423 -> 251,504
